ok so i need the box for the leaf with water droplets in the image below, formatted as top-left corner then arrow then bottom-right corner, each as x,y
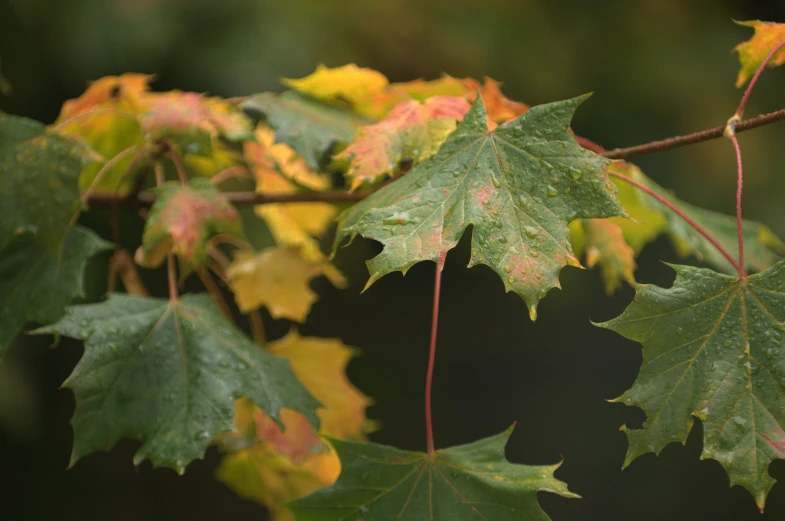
335,96 -> 471,189
335,96 -> 623,319
0,225 -> 111,358
0,114 -> 95,253
734,20 -> 785,87
289,426 -> 576,520
598,261 -> 785,510
35,293 -> 320,472
135,178 -> 245,277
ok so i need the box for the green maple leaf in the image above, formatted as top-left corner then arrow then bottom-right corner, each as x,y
242,91 -> 370,170
0,225 -> 111,358
335,95 -> 623,320
38,293 -> 321,472
288,427 -> 576,520
136,178 -> 245,277
0,114 -> 94,253
598,261 -> 785,510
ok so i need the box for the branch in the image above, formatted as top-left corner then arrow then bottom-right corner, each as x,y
87,189 -> 372,207
601,108 -> 785,159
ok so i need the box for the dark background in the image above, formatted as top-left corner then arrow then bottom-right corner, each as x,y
2,0 -> 785,520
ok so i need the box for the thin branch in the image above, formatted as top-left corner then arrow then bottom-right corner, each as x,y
608,171 -> 740,271
601,108 -> 785,159
197,268 -> 233,320
425,251 -> 447,456
87,189 -> 371,207
249,311 -> 266,345
168,145 -> 189,185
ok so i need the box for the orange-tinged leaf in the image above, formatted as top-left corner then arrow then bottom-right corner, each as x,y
734,20 -> 785,87
135,179 -> 244,277
283,64 -> 391,117
464,76 -> 529,123
226,247 -> 331,322
336,96 -> 471,189
217,332 -> 372,520
582,219 -> 636,294
58,73 -> 153,121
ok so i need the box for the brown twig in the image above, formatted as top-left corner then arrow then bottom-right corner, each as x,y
249,311 -> 266,345
601,108 -> 785,160
197,268 -> 233,320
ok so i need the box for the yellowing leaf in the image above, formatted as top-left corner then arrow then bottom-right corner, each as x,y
246,127 -> 344,285
336,96 -> 471,189
391,75 -> 471,100
217,332 -> 372,521
582,219 -> 636,294
226,247 -> 331,322
734,20 -> 785,87
283,64 -> 391,118
267,330 -> 373,441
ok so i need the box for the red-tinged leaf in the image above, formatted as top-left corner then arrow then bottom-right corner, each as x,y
335,96 -> 471,189
734,20 -> 785,87
135,178 -> 245,276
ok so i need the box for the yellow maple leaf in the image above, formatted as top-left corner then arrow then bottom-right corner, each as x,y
226,247 -> 331,322
734,20 -> 785,87
217,332 -> 373,521
283,63 -> 393,118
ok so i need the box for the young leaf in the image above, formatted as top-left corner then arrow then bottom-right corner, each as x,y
226,247 -> 334,323
582,219 -> 636,294
217,332 -> 373,520
241,91 -> 369,170
288,427 -> 576,521
335,95 -> 623,320
734,20 -> 785,87
336,96 -> 471,189
598,261 -> 785,510
135,178 -> 245,277
0,226 -> 111,357
37,293 -> 321,472
0,114 -> 94,253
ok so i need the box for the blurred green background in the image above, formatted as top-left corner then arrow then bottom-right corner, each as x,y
3,0 -> 785,520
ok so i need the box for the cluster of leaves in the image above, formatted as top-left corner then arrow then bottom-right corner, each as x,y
2,19 -> 785,519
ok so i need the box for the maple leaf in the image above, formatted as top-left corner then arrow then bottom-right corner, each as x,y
581,219 -> 636,294
227,247 -> 335,323
392,75 -> 471,101
242,91 -> 369,170
598,261 -> 785,510
289,427 -> 576,521
37,293 -> 321,472
135,178 -> 245,277
0,114 -> 95,253
613,162 -> 784,274
335,96 -> 471,190
734,20 -> 785,87
0,226 -> 111,358
282,64 -> 391,118
335,95 -> 623,320
246,127 -> 345,286
217,331 -> 373,520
